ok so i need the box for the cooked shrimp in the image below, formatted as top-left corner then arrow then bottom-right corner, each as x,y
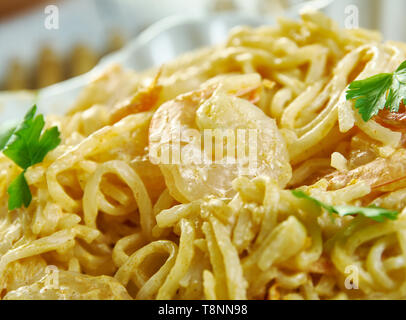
374,103 -> 406,146
149,74 -> 292,203
374,102 -> 406,131
109,69 -> 162,124
326,149 -> 406,191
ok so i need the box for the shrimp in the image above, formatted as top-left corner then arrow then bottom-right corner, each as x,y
149,74 -> 292,203
109,69 -> 162,124
374,102 -> 406,131
374,102 -> 406,146
326,149 -> 406,191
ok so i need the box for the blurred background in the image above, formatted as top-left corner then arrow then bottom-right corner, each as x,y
0,0 -> 405,92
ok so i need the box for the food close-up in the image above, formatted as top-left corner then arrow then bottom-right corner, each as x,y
1,0 -> 406,302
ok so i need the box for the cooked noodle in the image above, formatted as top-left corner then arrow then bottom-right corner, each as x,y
2,11 -> 406,300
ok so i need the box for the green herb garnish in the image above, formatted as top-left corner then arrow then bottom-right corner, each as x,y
291,190 -> 399,222
0,106 -> 61,210
346,60 -> 406,122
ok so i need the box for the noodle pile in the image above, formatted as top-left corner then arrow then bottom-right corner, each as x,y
2,11 -> 406,300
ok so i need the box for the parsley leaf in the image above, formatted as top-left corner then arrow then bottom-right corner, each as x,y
7,172 -> 32,210
346,60 -> 406,122
291,190 -> 399,222
0,105 -> 61,210
0,121 -> 18,150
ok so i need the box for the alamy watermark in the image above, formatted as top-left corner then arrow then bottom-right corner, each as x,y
344,265 -> 359,290
44,5 -> 59,30
149,128 -> 259,175
44,265 -> 60,289
344,4 -> 359,29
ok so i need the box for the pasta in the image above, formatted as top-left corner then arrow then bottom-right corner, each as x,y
2,10 -> 406,300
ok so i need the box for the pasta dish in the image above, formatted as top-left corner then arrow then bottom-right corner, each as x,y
2,10 -> 406,300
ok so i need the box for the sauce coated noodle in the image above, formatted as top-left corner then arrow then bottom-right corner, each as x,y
2,11 -> 406,300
